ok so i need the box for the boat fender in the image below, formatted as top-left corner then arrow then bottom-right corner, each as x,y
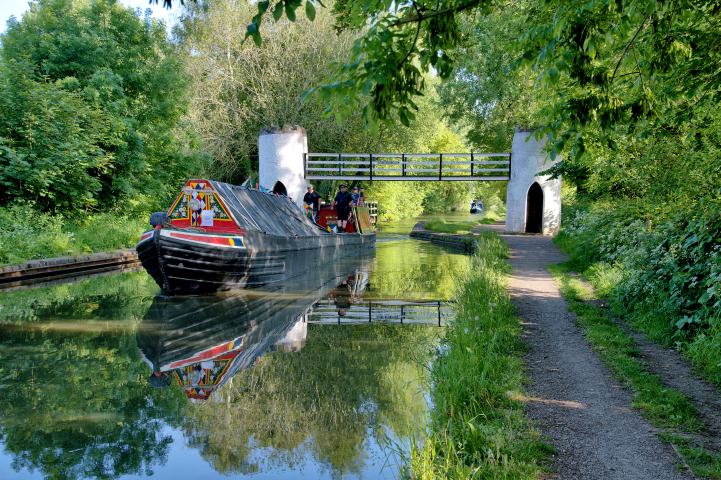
150,212 -> 170,228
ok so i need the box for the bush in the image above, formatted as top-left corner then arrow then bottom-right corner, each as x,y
0,204 -> 69,264
0,203 -> 147,265
0,0 -> 199,213
557,198 -> 721,383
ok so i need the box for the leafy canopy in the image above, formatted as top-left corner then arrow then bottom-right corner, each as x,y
0,0 -> 199,212
155,0 -> 721,141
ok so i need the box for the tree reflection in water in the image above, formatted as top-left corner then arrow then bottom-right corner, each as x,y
0,272 -> 187,480
180,323 -> 438,476
137,252 -> 439,477
367,238 -> 471,300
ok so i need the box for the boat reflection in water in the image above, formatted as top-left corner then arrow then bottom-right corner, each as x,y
137,252 -> 374,400
137,251 -> 452,401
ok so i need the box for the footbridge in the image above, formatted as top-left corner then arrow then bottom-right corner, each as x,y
258,126 -> 562,235
303,152 -> 511,182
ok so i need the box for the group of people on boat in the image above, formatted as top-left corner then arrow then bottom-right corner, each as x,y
304,183 -> 366,233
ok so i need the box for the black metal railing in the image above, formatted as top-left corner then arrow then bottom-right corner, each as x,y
303,152 -> 510,181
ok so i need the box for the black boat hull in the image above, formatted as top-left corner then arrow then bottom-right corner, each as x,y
136,228 -> 376,295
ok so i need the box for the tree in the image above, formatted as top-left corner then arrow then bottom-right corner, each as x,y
178,0 -> 480,220
155,0 -> 721,149
437,1 -> 542,152
177,0 -> 377,181
0,0 -> 200,212
518,0 -> 721,150
156,0 -> 496,126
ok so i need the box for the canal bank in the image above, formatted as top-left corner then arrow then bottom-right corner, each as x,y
409,227 -> 549,478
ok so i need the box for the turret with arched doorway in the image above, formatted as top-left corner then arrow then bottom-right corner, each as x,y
505,128 -> 562,235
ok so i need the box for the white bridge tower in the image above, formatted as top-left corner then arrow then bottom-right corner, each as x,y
505,128 -> 562,235
258,126 -> 308,206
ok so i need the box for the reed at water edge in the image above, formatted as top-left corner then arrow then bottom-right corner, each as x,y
408,231 -> 550,479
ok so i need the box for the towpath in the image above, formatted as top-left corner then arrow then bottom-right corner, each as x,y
485,226 -> 691,480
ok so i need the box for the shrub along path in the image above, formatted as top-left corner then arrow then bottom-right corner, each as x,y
483,227 -> 692,479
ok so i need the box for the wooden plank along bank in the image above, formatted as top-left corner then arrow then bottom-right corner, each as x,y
0,250 -> 140,288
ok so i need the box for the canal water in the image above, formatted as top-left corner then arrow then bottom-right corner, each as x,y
0,225 -> 471,480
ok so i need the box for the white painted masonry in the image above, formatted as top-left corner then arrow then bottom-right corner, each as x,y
505,128 -> 562,235
258,126 -> 308,206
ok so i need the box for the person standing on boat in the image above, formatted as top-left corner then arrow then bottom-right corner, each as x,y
351,186 -> 361,206
304,185 -> 321,220
333,184 -> 353,232
358,188 -> 366,207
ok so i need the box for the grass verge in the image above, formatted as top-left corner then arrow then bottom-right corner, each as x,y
550,263 -> 721,478
424,218 -> 495,234
0,203 -> 147,265
409,232 -> 550,479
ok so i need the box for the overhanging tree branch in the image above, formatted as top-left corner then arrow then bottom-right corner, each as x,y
390,0 -> 482,27
397,1 -> 424,70
610,16 -> 650,84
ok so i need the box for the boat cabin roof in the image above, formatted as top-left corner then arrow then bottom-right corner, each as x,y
167,179 -> 322,237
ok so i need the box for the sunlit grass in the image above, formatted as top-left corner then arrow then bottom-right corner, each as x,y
424,217 -> 495,235
0,204 -> 147,265
410,232 -> 550,478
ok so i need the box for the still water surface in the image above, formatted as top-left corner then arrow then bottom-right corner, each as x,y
0,226 -> 471,480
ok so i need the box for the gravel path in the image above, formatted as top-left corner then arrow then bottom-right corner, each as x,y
499,233 -> 692,480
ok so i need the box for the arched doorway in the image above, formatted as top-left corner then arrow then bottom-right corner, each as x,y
525,182 -> 543,233
272,181 -> 287,196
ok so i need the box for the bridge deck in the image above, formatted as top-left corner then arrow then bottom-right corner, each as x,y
304,152 -> 511,181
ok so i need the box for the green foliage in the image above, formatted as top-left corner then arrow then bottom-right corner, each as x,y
438,1 -> 542,152
424,218 -> 492,234
411,232 -> 549,478
0,203 -> 146,265
556,199 -> 721,385
179,0 -> 370,182
157,0 -> 721,169
551,264 -> 721,478
663,434 -> 721,480
301,0 -> 474,125
520,0 -> 721,147
0,0 -> 201,213
357,100 -> 505,220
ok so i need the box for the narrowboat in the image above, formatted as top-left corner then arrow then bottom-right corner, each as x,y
136,179 -> 376,295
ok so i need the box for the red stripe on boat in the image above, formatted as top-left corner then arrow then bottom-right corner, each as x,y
166,231 -> 245,248
167,341 -> 242,370
137,231 -> 154,244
